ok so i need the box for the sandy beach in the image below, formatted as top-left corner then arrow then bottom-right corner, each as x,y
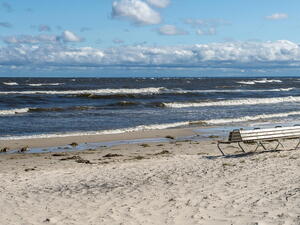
0,128 -> 299,225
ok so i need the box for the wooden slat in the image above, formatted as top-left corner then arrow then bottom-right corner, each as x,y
242,133 -> 300,141
240,126 -> 300,134
241,130 -> 300,138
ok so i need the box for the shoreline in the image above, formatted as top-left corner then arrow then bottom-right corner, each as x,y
0,126 -> 201,150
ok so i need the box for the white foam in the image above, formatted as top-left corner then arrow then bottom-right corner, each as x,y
27,83 -> 64,86
203,111 -> 300,125
237,81 -> 256,85
0,87 -> 293,95
237,78 -> 282,85
0,108 -> 29,115
175,88 -> 293,93
3,82 -> 18,86
0,121 -> 190,140
254,78 -> 282,83
164,96 -> 300,108
0,87 -> 165,95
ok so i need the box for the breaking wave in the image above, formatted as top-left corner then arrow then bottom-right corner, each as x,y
0,103 -> 142,116
0,108 -> 29,115
237,78 -> 282,85
27,83 -> 64,86
202,111 -> 300,125
164,96 -> 300,108
0,87 -> 294,96
2,82 -> 18,86
2,110 -> 300,140
0,87 -> 164,95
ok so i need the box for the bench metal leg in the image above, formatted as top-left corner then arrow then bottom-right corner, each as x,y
274,139 -> 285,151
254,141 -> 267,152
254,142 -> 260,152
217,142 -> 246,156
260,142 -> 267,151
238,142 -> 246,153
217,142 -> 226,156
294,138 -> 300,150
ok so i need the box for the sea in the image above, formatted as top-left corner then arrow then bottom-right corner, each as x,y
1,77 -> 300,140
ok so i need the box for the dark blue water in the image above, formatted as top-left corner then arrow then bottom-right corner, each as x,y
1,77 -> 300,139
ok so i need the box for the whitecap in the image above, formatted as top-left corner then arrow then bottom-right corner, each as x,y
27,83 -> 64,87
3,82 -> 18,86
164,96 -> 300,108
0,108 -> 29,115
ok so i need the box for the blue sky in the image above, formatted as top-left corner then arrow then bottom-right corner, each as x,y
1,0 -> 300,77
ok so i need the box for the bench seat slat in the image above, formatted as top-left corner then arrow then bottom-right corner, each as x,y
240,126 -> 300,134
242,134 -> 300,141
241,130 -> 300,138
224,126 -> 300,143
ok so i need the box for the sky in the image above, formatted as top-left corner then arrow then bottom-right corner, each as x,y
1,0 -> 300,77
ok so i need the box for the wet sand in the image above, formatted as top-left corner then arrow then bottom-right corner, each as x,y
0,127 -> 197,150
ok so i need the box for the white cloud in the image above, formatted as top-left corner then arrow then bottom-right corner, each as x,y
1,39 -> 300,70
3,31 -> 83,44
112,0 -> 161,25
184,18 -> 229,27
265,13 -> 288,20
146,0 -> 170,8
3,35 -> 58,44
61,30 -> 83,42
157,25 -> 188,35
185,18 -> 229,36
196,27 -> 216,36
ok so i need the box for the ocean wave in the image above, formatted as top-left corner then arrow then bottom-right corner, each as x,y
76,93 -> 141,99
237,78 -> 282,85
0,108 -> 29,115
0,87 -> 165,95
108,101 -> 140,107
0,106 -> 98,115
2,82 -> 18,86
28,106 -> 95,112
202,111 -> 300,124
164,96 -> 300,108
0,121 -> 190,140
27,83 -> 64,86
3,108 -> 300,140
0,87 -> 293,96
2,110 -> 300,140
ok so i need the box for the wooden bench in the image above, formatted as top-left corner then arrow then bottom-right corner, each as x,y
217,125 -> 300,156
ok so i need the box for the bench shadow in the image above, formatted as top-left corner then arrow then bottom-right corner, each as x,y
205,148 -> 297,160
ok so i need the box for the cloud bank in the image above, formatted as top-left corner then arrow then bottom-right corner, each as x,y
1,39 -> 300,71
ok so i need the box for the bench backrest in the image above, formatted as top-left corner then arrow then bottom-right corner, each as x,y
228,126 -> 300,142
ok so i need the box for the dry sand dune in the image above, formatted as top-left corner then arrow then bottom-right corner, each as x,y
0,139 -> 299,225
